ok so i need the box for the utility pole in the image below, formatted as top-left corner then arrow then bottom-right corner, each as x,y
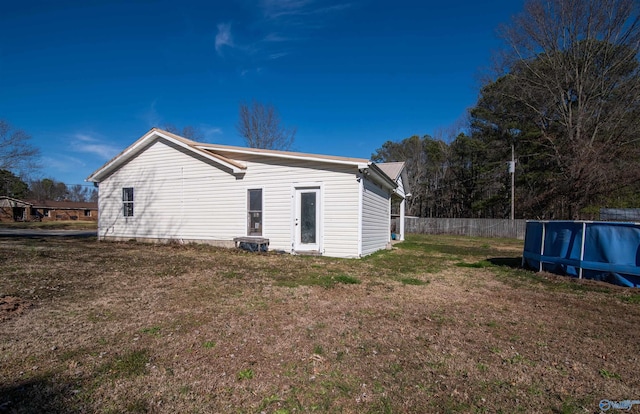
509,144 -> 515,220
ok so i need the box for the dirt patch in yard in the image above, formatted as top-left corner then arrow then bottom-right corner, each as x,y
0,295 -> 32,322
0,235 -> 639,413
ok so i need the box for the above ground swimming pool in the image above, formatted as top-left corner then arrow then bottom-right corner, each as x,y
522,220 -> 640,288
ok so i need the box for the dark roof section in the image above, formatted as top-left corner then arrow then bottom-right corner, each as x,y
25,200 -> 98,210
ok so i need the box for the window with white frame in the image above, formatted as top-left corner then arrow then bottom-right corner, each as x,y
123,187 -> 134,217
247,189 -> 262,236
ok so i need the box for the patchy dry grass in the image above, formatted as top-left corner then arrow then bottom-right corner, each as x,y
1,234 -> 639,413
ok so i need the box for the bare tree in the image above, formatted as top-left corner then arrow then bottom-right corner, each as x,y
496,0 -> 640,217
162,124 -> 204,141
236,101 -> 296,150
28,178 -> 68,202
0,120 -> 40,175
371,135 -> 451,217
68,184 -> 96,202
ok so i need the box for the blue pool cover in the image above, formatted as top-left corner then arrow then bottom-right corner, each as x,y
522,221 -> 640,287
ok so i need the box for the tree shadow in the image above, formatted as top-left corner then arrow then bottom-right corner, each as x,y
0,375 -> 80,414
0,231 -> 96,240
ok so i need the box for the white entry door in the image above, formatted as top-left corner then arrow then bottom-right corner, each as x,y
294,187 -> 320,252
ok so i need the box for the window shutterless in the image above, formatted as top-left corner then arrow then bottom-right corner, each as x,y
123,187 -> 134,217
247,189 -> 262,236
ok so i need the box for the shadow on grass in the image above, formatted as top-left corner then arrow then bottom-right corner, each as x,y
0,232 -> 97,240
0,376 -> 79,414
488,257 -> 522,268
0,349 -> 152,414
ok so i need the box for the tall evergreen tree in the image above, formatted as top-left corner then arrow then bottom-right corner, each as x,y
0,169 -> 29,199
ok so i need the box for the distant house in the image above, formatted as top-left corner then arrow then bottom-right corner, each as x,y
0,196 -> 32,222
87,128 -> 409,258
27,200 -> 98,222
0,196 -> 97,222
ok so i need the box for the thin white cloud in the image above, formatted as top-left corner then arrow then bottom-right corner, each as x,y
139,100 -> 161,128
214,1 -> 352,75
261,0 -> 314,19
200,125 -> 223,142
261,0 -> 351,20
314,3 -> 352,15
75,133 -> 96,143
269,52 -> 289,60
215,22 -> 235,55
239,67 -> 264,77
72,133 -> 120,160
76,143 -> 120,160
201,126 -> 222,135
262,33 -> 289,42
42,154 -> 86,173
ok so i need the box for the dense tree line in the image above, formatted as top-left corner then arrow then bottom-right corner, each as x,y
372,133 -> 511,218
0,170 -> 97,203
374,0 -> 640,220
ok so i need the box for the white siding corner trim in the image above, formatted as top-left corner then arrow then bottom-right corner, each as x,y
357,173 -> 364,257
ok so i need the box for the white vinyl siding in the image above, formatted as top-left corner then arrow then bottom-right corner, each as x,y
98,139 -> 362,258
361,177 -> 391,256
98,139 -> 243,241
217,152 -> 360,258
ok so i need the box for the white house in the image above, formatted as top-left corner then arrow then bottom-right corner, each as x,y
87,128 -> 409,258
377,162 -> 412,241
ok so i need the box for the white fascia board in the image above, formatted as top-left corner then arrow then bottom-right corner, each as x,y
155,134 -> 246,175
86,131 -> 158,182
392,188 -> 405,198
87,131 -> 245,182
195,145 -> 369,168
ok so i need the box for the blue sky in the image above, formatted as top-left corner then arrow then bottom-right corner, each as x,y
0,0 -> 524,187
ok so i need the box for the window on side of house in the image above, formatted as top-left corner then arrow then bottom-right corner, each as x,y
84,209 -> 91,217
43,208 -> 50,217
247,189 -> 262,236
123,187 -> 134,217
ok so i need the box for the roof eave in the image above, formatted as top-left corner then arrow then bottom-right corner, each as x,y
366,162 -> 398,191
195,145 -> 369,168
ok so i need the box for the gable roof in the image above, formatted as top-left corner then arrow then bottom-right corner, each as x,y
87,128 -> 399,191
376,162 -> 404,181
377,162 -> 412,197
0,196 -> 32,208
0,196 -> 97,210
26,200 -> 98,210
87,128 -> 247,182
